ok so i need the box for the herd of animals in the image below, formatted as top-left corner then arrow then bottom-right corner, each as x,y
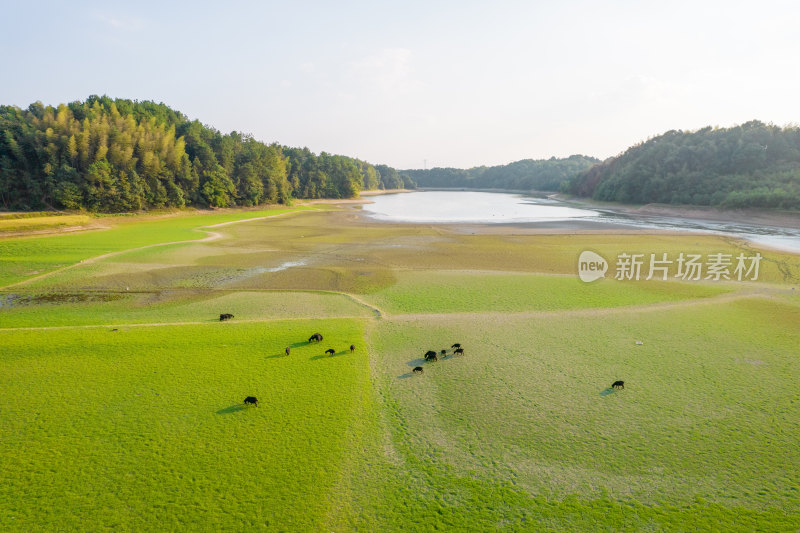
412,343 -> 465,374
217,314 -> 626,407
221,319 -> 356,407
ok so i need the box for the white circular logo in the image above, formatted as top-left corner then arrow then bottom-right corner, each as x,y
578,250 -> 607,282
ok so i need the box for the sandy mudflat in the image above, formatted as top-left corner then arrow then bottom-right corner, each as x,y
299,198 -> 370,205
550,195 -> 800,230
359,189 -> 415,196
299,189 -> 415,206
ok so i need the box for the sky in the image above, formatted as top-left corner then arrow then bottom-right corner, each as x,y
2,0 -> 799,169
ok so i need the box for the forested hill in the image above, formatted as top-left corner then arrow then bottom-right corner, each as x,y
0,96 -> 415,212
404,155 -> 599,192
564,121 -> 800,209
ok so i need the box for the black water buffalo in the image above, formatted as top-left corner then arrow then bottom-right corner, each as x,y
425,354 -> 438,362
285,346 -> 291,356
612,380 -> 625,390
453,348 -> 464,356
325,348 -> 336,355
219,313 -> 234,321
309,333 -> 323,343
413,366 -> 424,374
350,344 -> 356,353
440,349 -> 447,357
424,350 -> 437,359
244,396 -> 258,407
451,343 -> 461,349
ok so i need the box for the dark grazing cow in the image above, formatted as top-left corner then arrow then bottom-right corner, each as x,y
309,333 -> 323,343
219,313 -> 234,321
451,343 -> 461,349
350,344 -> 356,353
440,349 -> 447,357
244,396 -> 258,407
285,346 -> 291,356
612,380 -> 625,390
424,350 -> 437,359
453,348 -> 464,356
413,366 -> 424,374
425,354 -> 438,362
325,348 -> 336,355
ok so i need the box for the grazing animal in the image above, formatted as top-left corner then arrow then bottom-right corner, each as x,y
612,380 -> 625,390
285,346 -> 291,356
350,344 -> 355,353
413,366 -> 424,374
451,343 -> 461,349
110,328 -> 118,332
219,313 -> 234,321
440,349 -> 447,357
244,396 -> 258,407
426,354 -> 438,362
454,348 -> 464,356
309,333 -> 323,343
424,350 -> 437,359
325,348 -> 336,355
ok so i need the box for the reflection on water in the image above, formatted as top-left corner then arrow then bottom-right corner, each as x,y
361,191 -> 599,223
362,191 -> 800,253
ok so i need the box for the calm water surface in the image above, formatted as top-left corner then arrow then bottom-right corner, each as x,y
361,191 -> 800,253
361,191 -> 599,223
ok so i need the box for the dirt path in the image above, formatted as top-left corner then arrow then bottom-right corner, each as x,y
3,287 -> 787,333
0,209 -> 313,291
342,293 -> 384,319
0,314 -> 372,332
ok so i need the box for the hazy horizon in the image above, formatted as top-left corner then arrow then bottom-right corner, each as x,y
2,0 -> 798,169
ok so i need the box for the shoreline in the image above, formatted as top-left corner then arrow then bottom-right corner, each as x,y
550,194 -> 800,230
358,188 -> 415,197
302,189 -> 416,206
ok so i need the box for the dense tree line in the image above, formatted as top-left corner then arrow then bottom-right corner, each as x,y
564,121 -> 800,209
0,96 -> 414,212
404,155 -> 599,191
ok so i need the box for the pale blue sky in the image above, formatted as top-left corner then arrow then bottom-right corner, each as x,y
2,0 -> 798,169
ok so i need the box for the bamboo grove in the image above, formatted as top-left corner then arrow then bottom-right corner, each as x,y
0,96 -> 415,212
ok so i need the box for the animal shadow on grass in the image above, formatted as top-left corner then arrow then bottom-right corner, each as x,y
266,352 -> 289,359
397,372 -> 415,379
406,358 -> 427,367
309,350 -> 348,361
216,404 -> 246,415
600,388 -> 616,397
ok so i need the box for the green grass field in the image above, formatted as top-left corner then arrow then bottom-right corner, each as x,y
1,205 -> 799,531
363,271 -> 732,314
0,206 -> 311,288
1,319 -> 370,531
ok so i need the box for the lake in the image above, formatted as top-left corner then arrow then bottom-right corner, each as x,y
360,191 -> 600,223
361,191 -> 800,253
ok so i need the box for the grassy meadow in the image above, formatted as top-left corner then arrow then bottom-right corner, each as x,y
1,204 -> 799,531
